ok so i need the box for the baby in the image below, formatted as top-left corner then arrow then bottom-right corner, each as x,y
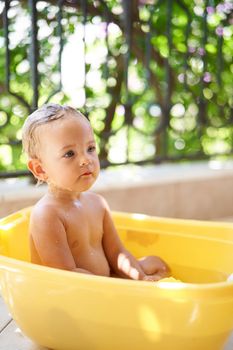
22,103 -> 170,281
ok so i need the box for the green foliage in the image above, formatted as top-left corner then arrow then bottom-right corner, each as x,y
0,0 -> 232,173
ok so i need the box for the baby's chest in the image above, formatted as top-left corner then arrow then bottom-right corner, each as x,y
65,214 -> 103,248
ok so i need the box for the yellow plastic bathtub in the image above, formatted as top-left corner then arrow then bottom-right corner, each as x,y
0,207 -> 233,350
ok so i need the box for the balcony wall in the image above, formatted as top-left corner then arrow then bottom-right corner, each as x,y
0,161 -> 233,221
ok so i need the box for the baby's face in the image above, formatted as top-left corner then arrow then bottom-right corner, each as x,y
36,112 -> 100,193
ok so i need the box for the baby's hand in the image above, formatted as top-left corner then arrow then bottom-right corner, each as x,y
140,255 -> 170,281
139,255 -> 170,282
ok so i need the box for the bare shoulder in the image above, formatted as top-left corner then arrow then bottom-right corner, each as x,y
83,191 -> 109,209
31,196 -> 58,217
30,196 -> 63,232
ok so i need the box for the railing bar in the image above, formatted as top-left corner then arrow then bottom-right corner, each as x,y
165,0 -> 172,101
121,0 -> 133,163
57,0 -> 64,88
0,170 -> 31,178
145,4 -> 153,84
43,0 -> 64,104
148,0 -> 167,141
183,18 -> 191,90
100,150 -> 233,169
103,4 -> 110,81
202,0 -> 208,74
80,0 -> 87,108
197,0 -> 208,132
1,149 -> 233,178
28,0 -> 39,111
122,0 -> 131,102
217,34 -> 223,88
162,0 -> 173,156
3,0 -> 10,91
176,0 -> 192,89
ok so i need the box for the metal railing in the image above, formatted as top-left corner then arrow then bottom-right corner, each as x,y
0,0 -> 232,178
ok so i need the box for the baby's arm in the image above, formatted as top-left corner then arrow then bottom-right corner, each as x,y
102,200 -> 168,281
102,208 -> 145,280
30,206 -> 93,274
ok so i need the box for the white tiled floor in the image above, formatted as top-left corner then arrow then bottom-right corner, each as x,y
0,295 -> 48,349
0,300 -> 47,349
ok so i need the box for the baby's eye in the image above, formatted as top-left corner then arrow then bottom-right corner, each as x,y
64,150 -> 75,158
88,145 -> 96,153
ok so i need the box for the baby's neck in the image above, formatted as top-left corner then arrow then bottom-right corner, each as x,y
47,184 -> 81,202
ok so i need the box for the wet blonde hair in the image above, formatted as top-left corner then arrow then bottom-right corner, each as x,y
22,103 -> 85,159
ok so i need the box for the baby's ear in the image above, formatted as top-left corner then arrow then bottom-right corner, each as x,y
28,158 -> 47,182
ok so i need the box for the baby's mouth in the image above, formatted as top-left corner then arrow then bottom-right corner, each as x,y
81,171 -> 92,177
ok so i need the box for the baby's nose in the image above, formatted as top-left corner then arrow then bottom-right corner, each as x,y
79,155 -> 90,167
